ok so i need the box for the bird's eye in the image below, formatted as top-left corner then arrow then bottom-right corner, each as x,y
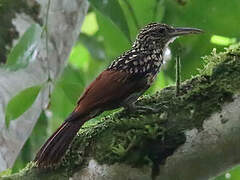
158,28 -> 165,33
149,27 -> 165,38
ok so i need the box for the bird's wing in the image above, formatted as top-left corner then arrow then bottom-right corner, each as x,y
72,70 -> 147,117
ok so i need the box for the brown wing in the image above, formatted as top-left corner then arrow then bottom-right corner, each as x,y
72,70 -> 147,117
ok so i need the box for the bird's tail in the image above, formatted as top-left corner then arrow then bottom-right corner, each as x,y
34,118 -> 85,167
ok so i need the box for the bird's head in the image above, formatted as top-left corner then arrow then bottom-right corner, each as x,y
134,23 -> 203,50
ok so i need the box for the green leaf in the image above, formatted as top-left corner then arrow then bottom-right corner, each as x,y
58,66 -> 85,104
89,0 -> 131,42
95,11 -> 131,60
81,12 -> 99,35
210,35 -> 236,46
79,33 -> 106,60
50,66 -> 85,122
5,24 -> 42,70
59,81 -> 84,104
69,43 -> 90,71
5,85 -> 43,128
119,0 -> 164,39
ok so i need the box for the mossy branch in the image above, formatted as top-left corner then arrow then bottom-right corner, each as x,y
2,44 -> 240,180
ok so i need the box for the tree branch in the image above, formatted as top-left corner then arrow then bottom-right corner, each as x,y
2,44 -> 240,180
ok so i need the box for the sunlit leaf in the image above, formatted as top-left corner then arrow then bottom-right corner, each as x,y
5,24 -> 42,70
69,43 -> 90,71
89,0 -> 131,42
5,85 -> 43,128
210,35 -> 236,46
81,12 -> 99,35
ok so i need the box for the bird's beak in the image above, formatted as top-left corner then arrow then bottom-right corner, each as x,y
170,27 -> 204,37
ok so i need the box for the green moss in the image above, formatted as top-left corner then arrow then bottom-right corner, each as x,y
200,43 -> 240,76
0,0 -> 41,63
3,43 -> 240,179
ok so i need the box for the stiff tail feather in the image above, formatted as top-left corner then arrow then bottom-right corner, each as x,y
34,120 -> 84,167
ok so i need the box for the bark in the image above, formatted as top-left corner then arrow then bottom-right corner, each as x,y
0,0 -> 89,171
1,44 -> 240,180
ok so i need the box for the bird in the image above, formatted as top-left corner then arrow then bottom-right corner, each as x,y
34,23 -> 203,167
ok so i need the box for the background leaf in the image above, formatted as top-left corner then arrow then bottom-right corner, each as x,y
79,33 -> 106,60
163,0 -> 240,80
89,0 -> 131,42
5,85 -> 43,127
5,24 -> 42,70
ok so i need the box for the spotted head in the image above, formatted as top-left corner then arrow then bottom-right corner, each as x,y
108,23 -> 203,78
133,23 -> 203,50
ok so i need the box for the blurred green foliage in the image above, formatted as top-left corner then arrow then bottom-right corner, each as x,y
8,0 -> 240,179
